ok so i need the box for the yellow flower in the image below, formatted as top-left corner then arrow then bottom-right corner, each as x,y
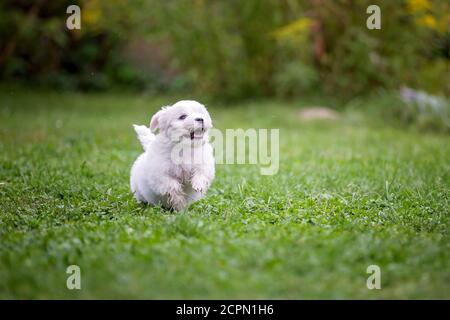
271,18 -> 313,41
83,0 -> 102,27
407,0 -> 431,13
418,14 -> 438,29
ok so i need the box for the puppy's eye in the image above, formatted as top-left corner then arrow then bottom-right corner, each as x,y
178,114 -> 187,120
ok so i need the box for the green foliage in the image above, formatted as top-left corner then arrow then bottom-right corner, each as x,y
0,0 -> 159,91
151,0 -> 288,99
274,61 -> 320,97
0,1 -> 448,97
0,89 -> 449,298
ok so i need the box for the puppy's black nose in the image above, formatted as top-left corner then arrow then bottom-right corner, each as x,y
195,117 -> 204,122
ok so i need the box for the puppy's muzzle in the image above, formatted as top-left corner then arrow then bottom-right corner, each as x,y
190,121 -> 205,140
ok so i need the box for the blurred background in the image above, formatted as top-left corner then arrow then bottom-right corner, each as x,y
1,1 -> 450,299
0,0 -> 449,129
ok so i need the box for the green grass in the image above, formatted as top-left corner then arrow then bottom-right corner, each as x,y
0,88 -> 449,299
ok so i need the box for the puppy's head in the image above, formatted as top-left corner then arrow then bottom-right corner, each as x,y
150,100 -> 212,145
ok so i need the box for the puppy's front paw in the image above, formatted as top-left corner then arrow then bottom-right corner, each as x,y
168,193 -> 186,211
191,175 -> 210,194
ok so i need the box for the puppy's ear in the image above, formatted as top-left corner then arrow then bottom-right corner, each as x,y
150,108 -> 166,133
201,105 -> 213,129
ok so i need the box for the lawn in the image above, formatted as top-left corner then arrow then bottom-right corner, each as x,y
0,88 -> 449,299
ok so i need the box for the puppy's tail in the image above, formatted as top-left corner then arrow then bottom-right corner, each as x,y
133,124 -> 155,151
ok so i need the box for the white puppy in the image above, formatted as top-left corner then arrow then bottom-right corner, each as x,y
130,100 -> 215,211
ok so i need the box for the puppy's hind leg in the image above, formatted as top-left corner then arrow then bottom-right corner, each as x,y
132,189 -> 146,203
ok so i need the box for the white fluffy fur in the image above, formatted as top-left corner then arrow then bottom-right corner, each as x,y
130,100 -> 215,211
